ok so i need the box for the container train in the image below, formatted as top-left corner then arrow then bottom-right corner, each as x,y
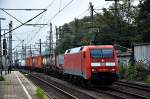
25,45 -> 119,85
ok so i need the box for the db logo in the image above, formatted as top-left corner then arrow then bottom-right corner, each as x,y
102,59 -> 104,62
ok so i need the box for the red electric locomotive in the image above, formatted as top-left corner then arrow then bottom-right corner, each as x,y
64,45 -> 118,84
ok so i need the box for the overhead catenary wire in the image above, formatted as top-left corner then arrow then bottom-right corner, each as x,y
35,0 -> 111,42
11,0 -> 57,53
25,0 -> 75,46
34,0 -> 56,25
22,0 -> 56,44
12,40 -> 24,50
76,1 -> 112,19
2,9 -> 47,36
1,9 -> 23,24
13,33 -> 22,41
59,0 -> 62,12
76,8 -> 89,18
25,27 -> 43,45
18,0 -> 112,52
19,0 -> 56,43
47,0 -> 74,24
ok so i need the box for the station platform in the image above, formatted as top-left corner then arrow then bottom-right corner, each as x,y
0,71 -> 38,99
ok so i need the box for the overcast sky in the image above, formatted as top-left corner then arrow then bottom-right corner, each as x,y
0,0 -> 139,53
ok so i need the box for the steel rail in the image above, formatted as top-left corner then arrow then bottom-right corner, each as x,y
118,80 -> 150,89
114,81 -> 150,92
30,73 -> 78,99
94,89 -> 126,99
111,86 -> 150,99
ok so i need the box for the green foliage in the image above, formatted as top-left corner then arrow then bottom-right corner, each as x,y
125,62 -> 149,81
56,1 -> 148,53
138,0 -> 150,43
0,76 -> 5,81
144,75 -> 150,84
36,87 -> 47,99
125,64 -> 137,80
119,65 -> 126,79
135,62 -> 148,81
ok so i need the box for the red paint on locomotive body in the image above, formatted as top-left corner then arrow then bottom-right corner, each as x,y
64,45 -> 119,82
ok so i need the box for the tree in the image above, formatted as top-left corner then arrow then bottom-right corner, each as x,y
138,0 -> 150,42
55,1 -> 141,53
55,24 -> 73,54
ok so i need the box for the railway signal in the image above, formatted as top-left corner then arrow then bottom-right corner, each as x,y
3,39 -> 7,55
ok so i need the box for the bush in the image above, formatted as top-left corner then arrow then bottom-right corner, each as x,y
144,75 -> 150,84
125,62 -> 149,81
135,62 -> 148,81
125,64 -> 137,80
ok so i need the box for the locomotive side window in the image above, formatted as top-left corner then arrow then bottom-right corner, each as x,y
65,50 -> 70,54
102,49 -> 113,58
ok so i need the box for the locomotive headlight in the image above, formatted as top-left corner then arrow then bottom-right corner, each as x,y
106,62 -> 115,66
92,68 -> 96,72
91,63 -> 101,67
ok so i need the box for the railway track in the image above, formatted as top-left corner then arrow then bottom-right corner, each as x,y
30,73 -> 79,99
21,71 -> 97,99
94,88 -> 126,99
20,70 -> 150,99
93,80 -> 150,99
115,80 -> 150,91
110,87 -> 150,99
94,86 -> 149,99
110,80 -> 150,99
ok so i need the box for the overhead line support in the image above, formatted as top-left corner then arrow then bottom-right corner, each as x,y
1,9 -> 47,36
0,8 -> 47,11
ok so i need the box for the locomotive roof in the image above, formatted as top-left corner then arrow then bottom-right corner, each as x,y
84,45 -> 113,49
65,45 -> 114,54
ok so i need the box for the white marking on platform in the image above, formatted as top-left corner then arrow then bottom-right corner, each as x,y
4,95 -> 18,98
15,71 -> 32,99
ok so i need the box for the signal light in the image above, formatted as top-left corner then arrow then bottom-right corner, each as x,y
3,49 -> 7,55
3,39 -> 7,49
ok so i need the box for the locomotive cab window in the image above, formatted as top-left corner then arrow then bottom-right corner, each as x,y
90,49 -> 102,58
90,49 -> 113,58
102,49 -> 113,58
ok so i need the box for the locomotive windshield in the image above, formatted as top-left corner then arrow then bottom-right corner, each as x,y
90,49 -> 113,58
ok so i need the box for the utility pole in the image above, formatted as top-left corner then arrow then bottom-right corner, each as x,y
30,44 -> 32,56
3,30 -> 7,74
89,2 -> 94,29
105,0 -> 118,42
14,49 -> 18,67
39,39 -> 41,55
24,44 -> 26,59
114,0 -> 118,42
8,21 -> 12,67
0,18 -> 6,77
49,23 -> 53,55
35,39 -> 48,55
89,2 -> 94,45
127,0 -> 131,46
21,40 -> 26,60
55,26 -> 59,47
